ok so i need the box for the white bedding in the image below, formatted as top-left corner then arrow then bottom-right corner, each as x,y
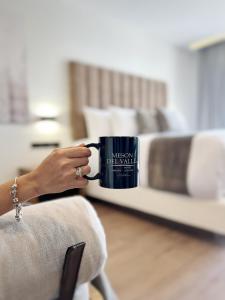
187,130 -> 225,199
75,130 -> 225,200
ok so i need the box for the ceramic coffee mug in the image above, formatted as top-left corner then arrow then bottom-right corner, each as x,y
84,136 -> 139,189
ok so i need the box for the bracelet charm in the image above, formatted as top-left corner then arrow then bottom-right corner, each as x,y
10,177 -> 23,222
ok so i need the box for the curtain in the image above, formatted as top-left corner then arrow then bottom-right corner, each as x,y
198,42 -> 225,129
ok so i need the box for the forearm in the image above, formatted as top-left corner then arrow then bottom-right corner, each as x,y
0,172 -> 39,216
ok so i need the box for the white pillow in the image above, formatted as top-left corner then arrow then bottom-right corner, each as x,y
109,106 -> 138,136
157,108 -> 189,132
83,106 -> 112,138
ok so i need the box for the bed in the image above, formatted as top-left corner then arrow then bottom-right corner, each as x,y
69,61 -> 225,235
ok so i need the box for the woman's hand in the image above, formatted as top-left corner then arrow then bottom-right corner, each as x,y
30,145 -> 91,195
0,145 -> 91,216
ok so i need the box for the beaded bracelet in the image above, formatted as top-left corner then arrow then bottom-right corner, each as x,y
10,177 -> 23,222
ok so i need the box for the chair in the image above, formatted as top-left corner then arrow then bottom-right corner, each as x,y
0,196 -> 108,300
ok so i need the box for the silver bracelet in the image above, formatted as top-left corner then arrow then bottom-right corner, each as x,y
10,177 -> 23,222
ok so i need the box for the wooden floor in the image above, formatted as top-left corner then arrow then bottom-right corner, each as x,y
93,201 -> 225,300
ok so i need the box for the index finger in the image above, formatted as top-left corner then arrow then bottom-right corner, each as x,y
64,146 -> 91,158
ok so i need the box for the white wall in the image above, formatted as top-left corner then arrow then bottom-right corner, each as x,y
0,0 -> 198,182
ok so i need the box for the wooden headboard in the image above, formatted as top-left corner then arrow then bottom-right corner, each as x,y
69,61 -> 167,139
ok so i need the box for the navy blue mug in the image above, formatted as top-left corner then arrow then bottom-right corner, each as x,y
84,136 -> 139,189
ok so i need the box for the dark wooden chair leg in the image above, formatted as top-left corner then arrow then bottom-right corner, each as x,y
57,242 -> 86,300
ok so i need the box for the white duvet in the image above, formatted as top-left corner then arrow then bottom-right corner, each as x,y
187,130 -> 225,199
75,130 -> 225,200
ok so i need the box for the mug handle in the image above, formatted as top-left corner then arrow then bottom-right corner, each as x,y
83,143 -> 101,180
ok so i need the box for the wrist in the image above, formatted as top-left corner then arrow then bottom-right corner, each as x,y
17,172 -> 40,202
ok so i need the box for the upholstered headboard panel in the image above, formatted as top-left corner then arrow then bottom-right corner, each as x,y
69,61 -> 167,139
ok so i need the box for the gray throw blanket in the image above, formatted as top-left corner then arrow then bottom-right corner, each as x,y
148,135 -> 193,194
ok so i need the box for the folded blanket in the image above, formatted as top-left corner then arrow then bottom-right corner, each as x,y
148,135 -> 193,194
0,196 -> 107,300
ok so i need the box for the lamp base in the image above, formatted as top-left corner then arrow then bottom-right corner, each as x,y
31,142 -> 60,148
